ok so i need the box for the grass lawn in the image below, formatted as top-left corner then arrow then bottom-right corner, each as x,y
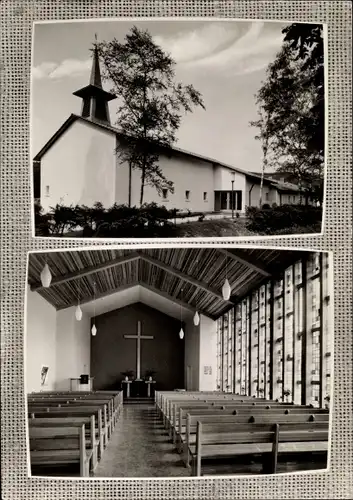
174,218 -> 257,237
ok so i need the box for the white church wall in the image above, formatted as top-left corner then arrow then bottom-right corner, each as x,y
184,318 -> 200,391
55,307 -> 91,391
213,166 -> 246,197
198,316 -> 218,391
40,120 -> 116,212
246,179 -> 272,207
128,152 -> 214,212
25,287 -> 57,393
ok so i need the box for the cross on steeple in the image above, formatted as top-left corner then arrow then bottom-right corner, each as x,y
72,37 -> 116,124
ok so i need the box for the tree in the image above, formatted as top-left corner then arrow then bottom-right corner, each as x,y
251,23 -> 324,205
97,27 -> 205,205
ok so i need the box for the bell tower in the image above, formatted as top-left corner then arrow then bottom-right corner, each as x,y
73,39 -> 116,125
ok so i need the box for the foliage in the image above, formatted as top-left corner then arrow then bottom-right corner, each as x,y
97,26 -> 205,205
35,202 -> 180,238
245,204 -> 322,235
251,23 -> 324,204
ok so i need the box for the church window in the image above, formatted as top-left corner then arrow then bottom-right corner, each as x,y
45,185 -> 50,197
265,192 -> 269,201
185,190 -> 190,201
203,192 -> 208,201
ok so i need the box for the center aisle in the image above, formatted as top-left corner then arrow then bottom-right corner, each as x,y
93,404 -> 190,478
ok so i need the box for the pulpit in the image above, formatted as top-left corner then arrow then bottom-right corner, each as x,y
70,376 -> 94,391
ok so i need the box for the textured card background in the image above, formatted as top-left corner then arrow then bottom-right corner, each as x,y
0,1 -> 352,499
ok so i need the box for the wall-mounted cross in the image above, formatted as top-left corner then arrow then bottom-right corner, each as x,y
124,321 -> 154,380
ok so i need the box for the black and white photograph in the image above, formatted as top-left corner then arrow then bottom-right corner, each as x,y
25,246 -> 333,478
32,19 -> 325,239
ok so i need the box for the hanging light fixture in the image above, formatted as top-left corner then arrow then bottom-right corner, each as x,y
40,261 -> 52,288
75,304 -> 82,321
179,288 -> 184,339
75,279 -> 82,321
193,310 -> 200,326
222,257 -> 231,301
193,254 -> 200,326
91,281 -> 97,336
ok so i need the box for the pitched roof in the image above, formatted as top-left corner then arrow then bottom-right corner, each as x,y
32,114 -> 298,192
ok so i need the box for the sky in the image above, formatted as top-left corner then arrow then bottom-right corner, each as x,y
31,19 -> 291,173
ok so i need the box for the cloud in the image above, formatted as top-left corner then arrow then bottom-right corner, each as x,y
32,58 -> 91,80
154,21 -> 285,76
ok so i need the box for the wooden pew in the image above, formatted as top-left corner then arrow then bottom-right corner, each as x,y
191,421 -> 329,476
168,402 -> 309,442
175,405 -> 329,446
29,423 -> 92,477
29,416 -> 99,468
28,406 -> 106,456
183,412 -> 330,465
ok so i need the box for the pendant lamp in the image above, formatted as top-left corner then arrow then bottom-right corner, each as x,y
179,288 -> 184,340
222,256 -> 231,301
193,310 -> 200,326
91,281 -> 97,336
40,262 -> 52,288
75,280 -> 82,321
222,278 -> 231,301
75,305 -> 82,321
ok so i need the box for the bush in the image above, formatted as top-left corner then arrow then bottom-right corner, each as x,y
245,204 -> 322,234
35,202 -> 180,238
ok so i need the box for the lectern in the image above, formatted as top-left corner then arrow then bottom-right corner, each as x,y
70,376 -> 94,391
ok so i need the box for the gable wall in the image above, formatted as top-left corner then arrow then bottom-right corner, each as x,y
40,120 -> 116,212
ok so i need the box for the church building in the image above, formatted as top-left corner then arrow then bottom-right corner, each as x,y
26,247 -> 332,478
33,48 -> 301,215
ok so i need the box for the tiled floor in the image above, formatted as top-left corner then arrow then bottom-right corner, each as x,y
93,404 -> 190,478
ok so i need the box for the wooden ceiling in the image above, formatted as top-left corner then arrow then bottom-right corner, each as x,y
28,247 -> 308,320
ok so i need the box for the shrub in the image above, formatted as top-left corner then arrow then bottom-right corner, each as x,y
245,204 -> 322,234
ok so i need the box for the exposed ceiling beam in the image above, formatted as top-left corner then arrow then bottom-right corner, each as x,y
217,248 -> 272,277
140,282 -> 215,320
138,253 -> 234,305
31,253 -> 140,292
56,282 -> 139,310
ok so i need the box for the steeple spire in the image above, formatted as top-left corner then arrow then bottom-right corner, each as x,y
73,37 -> 116,125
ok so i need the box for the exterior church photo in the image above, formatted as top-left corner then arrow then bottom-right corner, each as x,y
31,20 -> 324,238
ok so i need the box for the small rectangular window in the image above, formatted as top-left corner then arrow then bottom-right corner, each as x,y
265,192 -> 269,201
162,189 -> 168,200
203,192 -> 208,201
185,190 -> 190,200
45,185 -> 50,197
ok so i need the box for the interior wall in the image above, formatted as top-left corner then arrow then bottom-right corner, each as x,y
25,287 -> 57,392
198,315 -> 218,391
91,302 -> 184,391
55,307 -> 91,391
184,318 -> 200,391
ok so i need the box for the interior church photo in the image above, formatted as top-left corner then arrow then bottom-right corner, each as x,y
25,246 -> 333,478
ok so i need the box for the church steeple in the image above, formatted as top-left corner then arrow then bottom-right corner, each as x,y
73,39 -> 116,125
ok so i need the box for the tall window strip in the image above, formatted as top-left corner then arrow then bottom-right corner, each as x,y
265,282 -> 272,399
322,252 -> 332,409
258,285 -> 266,398
293,260 -> 304,404
284,266 -> 294,403
215,253 -> 331,408
273,277 -> 284,402
250,290 -> 259,397
306,253 -> 321,407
